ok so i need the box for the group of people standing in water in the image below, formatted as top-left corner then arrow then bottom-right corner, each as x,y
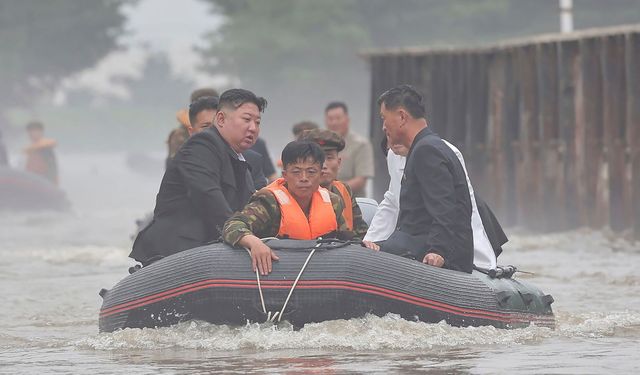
130,84 -> 507,275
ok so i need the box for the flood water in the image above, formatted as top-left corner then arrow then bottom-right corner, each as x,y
1,153 -> 639,374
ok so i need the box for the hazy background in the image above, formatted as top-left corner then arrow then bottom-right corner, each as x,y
2,0 -> 640,161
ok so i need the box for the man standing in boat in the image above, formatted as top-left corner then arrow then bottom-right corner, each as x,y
298,128 -> 369,239
377,85 -> 474,273
130,89 -> 266,266
223,141 -> 355,275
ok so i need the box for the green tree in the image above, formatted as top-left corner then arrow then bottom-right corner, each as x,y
0,0 -> 130,118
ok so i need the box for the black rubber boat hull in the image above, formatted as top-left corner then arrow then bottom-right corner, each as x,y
99,240 -> 554,332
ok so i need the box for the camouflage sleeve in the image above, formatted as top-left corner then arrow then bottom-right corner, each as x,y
222,190 -> 281,247
329,191 -> 355,240
346,184 -> 369,240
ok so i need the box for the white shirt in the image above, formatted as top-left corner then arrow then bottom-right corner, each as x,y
363,150 -> 405,242
363,141 -> 497,269
442,140 -> 497,270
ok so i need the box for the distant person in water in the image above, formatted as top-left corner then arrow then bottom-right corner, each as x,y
130,89 -> 267,266
24,121 -> 58,185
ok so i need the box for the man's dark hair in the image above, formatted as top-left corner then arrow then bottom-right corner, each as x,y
190,88 -> 219,103
218,88 -> 267,113
281,141 -> 325,169
377,84 -> 426,119
325,101 -> 348,114
188,96 -> 219,125
26,121 -> 44,131
292,121 -> 319,138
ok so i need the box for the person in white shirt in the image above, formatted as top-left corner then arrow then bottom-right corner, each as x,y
363,136 -> 497,270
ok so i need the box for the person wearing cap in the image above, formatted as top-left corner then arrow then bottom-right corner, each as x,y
292,121 -> 319,140
223,141 -> 355,275
299,128 -> 369,240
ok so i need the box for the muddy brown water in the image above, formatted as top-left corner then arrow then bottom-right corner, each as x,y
1,153 -> 639,374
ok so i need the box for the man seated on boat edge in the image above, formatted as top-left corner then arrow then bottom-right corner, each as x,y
222,141 -> 355,275
298,128 -> 369,239
376,84 -> 475,273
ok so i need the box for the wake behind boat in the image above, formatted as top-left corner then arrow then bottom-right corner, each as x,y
99,239 -> 555,332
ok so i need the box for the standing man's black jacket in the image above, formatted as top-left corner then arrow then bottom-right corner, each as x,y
130,127 -> 254,265
243,149 -> 268,190
381,127 -> 474,273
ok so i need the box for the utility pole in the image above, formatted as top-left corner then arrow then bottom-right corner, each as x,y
560,0 -> 574,33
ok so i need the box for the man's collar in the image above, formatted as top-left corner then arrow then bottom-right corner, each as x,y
209,126 -> 244,160
407,126 -> 432,157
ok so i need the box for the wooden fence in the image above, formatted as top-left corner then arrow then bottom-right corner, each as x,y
363,25 -> 640,239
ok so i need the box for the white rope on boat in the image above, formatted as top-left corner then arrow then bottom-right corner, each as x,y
274,242 -> 321,322
244,238 -> 321,323
244,247 -> 267,315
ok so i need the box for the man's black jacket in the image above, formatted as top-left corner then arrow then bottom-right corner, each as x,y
382,127 -> 474,273
130,127 -> 254,264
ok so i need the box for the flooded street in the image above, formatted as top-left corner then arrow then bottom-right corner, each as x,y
1,153 -> 639,374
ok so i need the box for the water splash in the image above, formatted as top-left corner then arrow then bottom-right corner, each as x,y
76,311 -> 640,352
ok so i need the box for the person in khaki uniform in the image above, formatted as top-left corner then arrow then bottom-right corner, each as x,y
298,128 -> 369,239
223,141 -> 355,275
324,101 -> 374,197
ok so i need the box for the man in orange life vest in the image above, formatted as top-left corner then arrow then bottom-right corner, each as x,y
223,141 -> 355,275
24,121 -> 58,185
298,128 -> 369,239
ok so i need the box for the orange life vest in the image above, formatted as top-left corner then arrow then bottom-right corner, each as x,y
331,180 -> 353,231
266,178 -> 337,240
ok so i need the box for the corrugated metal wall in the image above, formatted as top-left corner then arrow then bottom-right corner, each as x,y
365,26 -> 640,238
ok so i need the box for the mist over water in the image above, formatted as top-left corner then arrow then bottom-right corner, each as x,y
1,152 -> 639,374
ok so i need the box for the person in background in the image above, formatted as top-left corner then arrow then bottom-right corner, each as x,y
167,111 -> 190,168
299,128 -> 369,239
130,89 -> 266,266
166,88 -> 219,167
250,137 -> 277,182
223,141 -> 353,275
324,102 -> 374,197
24,121 -> 58,185
376,85 -> 474,273
292,121 -> 319,140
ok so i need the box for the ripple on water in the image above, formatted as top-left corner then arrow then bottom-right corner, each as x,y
75,310 -> 640,352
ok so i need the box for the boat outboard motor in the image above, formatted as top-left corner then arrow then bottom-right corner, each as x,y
488,265 -> 518,279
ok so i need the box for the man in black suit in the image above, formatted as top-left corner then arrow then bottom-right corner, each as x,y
377,85 -> 474,273
185,95 -> 267,190
130,89 -> 267,266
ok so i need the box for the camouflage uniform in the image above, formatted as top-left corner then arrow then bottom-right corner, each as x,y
329,182 -> 368,240
298,128 -> 369,239
223,187 -> 353,246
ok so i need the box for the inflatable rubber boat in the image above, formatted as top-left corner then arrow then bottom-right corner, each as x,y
99,239 -> 554,332
0,167 -> 69,211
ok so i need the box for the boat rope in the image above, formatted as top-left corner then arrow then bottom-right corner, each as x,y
273,242 -> 321,322
243,247 -> 268,316
244,239 -> 321,323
